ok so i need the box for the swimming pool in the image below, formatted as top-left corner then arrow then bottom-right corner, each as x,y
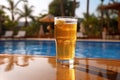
0,40 -> 120,60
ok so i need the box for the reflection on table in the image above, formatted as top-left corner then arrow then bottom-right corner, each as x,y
0,54 -> 120,80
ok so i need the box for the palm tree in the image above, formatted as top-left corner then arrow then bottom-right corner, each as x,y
72,0 -> 76,16
100,0 -> 104,27
17,3 -> 34,27
86,0 -> 89,19
85,0 -> 90,29
0,6 -> 5,34
60,0 -> 64,16
101,0 -> 104,4
0,6 -> 5,25
2,0 -> 27,22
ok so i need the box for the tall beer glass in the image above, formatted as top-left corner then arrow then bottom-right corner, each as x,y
54,17 -> 77,65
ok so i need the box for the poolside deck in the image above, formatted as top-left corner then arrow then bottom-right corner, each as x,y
1,37 -> 120,42
0,54 -> 120,80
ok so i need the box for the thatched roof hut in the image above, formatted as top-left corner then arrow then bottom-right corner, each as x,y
99,2 -> 120,33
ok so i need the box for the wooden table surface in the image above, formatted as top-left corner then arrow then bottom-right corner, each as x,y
0,54 -> 120,80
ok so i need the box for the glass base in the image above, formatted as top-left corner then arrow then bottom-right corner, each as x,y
57,59 -> 74,68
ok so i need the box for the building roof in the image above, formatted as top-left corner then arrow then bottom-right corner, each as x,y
100,2 -> 120,10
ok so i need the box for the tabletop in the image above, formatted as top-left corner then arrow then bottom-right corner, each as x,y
0,54 -> 120,80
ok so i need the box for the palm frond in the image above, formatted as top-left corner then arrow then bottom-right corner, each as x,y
16,15 -> 24,21
7,0 -> 14,10
29,15 -> 35,21
15,8 -> 24,15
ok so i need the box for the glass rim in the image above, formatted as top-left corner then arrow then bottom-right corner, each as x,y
54,16 -> 77,23
55,16 -> 77,19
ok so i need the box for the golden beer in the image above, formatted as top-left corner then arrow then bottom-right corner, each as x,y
55,17 -> 77,63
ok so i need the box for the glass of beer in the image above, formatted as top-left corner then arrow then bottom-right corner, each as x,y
54,17 -> 77,65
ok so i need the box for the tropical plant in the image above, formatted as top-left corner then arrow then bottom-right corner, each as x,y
48,0 -> 79,16
97,0 -> 119,34
0,6 -> 5,34
17,3 -> 35,27
0,6 -> 11,34
82,13 -> 101,37
21,21 -> 40,37
0,6 -> 5,16
3,19 -> 18,30
2,0 -> 27,22
0,6 -> 5,26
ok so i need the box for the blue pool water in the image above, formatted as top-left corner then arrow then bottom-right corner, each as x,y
0,40 -> 120,60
